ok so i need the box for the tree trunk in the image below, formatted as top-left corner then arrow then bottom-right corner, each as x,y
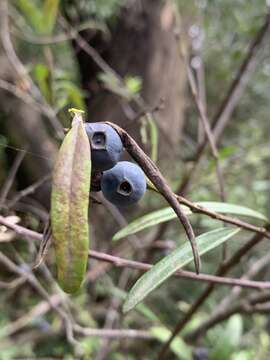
74,0 -> 187,164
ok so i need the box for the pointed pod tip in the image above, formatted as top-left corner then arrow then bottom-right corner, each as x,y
68,108 -> 85,115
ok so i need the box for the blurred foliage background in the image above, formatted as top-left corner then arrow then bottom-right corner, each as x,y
0,0 -> 270,359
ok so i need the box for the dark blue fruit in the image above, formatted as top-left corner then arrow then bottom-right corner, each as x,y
101,161 -> 146,207
84,123 -> 123,171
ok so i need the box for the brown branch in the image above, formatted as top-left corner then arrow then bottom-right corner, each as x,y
147,184 -> 270,239
0,216 -> 268,290
0,215 -> 43,241
88,249 -> 270,290
106,122 -> 200,274
176,195 -> 270,239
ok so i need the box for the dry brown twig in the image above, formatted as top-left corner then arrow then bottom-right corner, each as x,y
106,122 -> 201,274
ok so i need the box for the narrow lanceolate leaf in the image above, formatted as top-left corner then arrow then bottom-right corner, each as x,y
113,201 -> 267,241
147,114 -> 158,163
123,227 -> 240,312
51,114 -> 91,293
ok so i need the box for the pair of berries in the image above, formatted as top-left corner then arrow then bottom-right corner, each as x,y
85,123 -> 146,207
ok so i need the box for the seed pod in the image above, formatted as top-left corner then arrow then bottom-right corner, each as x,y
51,112 -> 91,293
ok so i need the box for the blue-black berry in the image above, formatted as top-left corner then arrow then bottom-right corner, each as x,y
85,123 -> 123,171
101,161 -> 146,207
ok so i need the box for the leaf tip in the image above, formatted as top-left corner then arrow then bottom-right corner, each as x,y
112,233 -> 120,242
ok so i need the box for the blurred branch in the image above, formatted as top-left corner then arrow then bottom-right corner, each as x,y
0,150 -> 26,208
184,291 -> 270,343
7,174 -> 51,209
175,28 -> 226,202
177,9 -> 270,196
0,276 -> 27,289
0,251 -> 77,346
1,294 -> 61,337
11,18 -> 106,45
184,252 -> 270,342
215,252 -> 270,312
0,79 -> 56,117
157,229 -> 269,359
73,324 -> 155,340
0,0 -> 63,137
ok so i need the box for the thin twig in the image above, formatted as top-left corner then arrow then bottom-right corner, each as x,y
0,216 -> 268,290
73,324 -> 154,340
176,28 -> 226,202
176,195 -> 270,239
7,174 -> 51,209
0,150 -> 26,208
146,184 -> 270,239
106,122 -> 200,274
0,251 -> 77,346
88,249 -> 270,290
0,79 -> 56,119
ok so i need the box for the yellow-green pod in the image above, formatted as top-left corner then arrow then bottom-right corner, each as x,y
51,112 -> 91,293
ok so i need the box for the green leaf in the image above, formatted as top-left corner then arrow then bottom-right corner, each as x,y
147,114 -> 159,163
55,80 -> 86,112
125,76 -> 142,94
113,201 -> 267,241
33,64 -> 52,103
51,113 -> 91,293
43,0 -> 59,34
123,227 -> 240,312
17,0 -> 44,33
209,315 -> 243,360
113,206 -> 190,241
17,0 -> 59,34
150,327 -> 192,360
199,202 -> 267,221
